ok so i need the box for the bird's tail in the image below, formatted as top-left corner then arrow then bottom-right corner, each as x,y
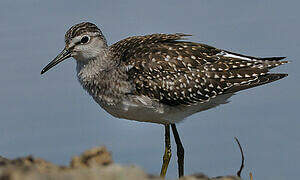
227,73 -> 288,93
224,50 -> 289,69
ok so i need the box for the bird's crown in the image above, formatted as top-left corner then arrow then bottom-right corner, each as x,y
64,22 -> 104,43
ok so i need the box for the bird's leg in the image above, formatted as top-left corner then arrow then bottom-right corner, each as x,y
160,124 -> 172,178
171,124 -> 184,178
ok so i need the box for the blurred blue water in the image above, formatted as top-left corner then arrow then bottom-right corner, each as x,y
0,1 -> 298,179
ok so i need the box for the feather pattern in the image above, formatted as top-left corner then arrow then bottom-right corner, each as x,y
109,33 -> 288,106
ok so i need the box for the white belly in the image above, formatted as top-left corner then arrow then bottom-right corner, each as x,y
99,93 -> 234,124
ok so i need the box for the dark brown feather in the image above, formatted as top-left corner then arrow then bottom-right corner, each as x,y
109,33 -> 288,106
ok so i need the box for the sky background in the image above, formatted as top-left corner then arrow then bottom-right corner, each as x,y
0,0 -> 299,179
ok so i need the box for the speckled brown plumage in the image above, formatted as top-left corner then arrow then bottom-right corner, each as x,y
43,22 -> 288,119
109,33 -> 288,106
42,22 -> 289,177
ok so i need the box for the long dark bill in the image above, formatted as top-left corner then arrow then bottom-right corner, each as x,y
41,48 -> 71,74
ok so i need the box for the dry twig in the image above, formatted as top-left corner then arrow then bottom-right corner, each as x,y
234,137 -> 244,177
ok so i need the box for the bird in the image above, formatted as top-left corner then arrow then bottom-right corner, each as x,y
41,22 -> 288,178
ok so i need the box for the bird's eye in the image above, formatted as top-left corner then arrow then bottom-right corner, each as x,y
80,36 -> 90,44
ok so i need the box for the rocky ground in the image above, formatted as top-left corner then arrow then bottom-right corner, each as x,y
0,146 -> 245,180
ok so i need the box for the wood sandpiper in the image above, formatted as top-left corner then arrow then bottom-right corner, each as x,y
41,22 -> 288,178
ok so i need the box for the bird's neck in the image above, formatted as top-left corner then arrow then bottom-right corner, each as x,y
76,54 -> 131,105
76,48 -> 117,70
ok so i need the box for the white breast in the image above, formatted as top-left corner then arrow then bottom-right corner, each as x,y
99,93 -> 234,124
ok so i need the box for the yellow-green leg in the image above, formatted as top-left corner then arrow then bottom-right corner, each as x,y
171,124 -> 184,178
160,124 -> 172,178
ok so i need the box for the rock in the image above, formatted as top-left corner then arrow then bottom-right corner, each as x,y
180,173 -> 242,180
0,155 -> 63,173
0,147 -> 242,180
70,146 -> 112,168
0,164 -> 161,180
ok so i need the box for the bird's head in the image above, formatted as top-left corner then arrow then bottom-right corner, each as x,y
41,22 -> 108,74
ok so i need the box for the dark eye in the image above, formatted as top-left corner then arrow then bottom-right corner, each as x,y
80,36 -> 90,44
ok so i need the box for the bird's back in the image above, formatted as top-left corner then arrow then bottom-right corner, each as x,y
106,33 -> 289,123
110,33 -> 288,105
